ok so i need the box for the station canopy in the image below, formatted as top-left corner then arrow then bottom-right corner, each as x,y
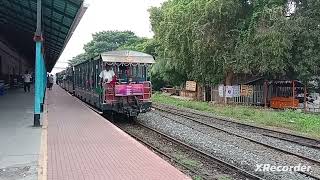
0,0 -> 86,71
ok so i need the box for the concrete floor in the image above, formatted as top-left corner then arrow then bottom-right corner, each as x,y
0,87 -> 41,180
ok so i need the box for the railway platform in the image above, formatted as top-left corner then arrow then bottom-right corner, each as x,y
0,87 -> 41,180
44,85 -> 190,180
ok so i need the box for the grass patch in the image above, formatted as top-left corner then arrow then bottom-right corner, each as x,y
193,175 -> 203,180
152,93 -> 320,139
173,154 -> 201,168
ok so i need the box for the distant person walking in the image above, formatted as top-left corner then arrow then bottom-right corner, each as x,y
48,74 -> 54,90
23,70 -> 32,92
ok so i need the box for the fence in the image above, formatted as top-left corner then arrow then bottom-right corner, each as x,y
210,85 -> 265,105
209,84 -> 320,113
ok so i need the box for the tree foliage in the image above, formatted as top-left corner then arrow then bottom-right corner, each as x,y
69,31 -> 143,65
84,31 -> 139,58
118,38 -> 159,57
289,0 -> 320,82
149,0 -> 320,86
68,53 -> 88,66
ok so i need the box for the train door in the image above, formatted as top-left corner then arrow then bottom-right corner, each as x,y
98,59 -> 104,105
93,59 -> 100,108
72,67 -> 75,93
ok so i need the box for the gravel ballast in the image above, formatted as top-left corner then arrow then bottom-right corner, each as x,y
118,123 -> 253,180
138,111 -> 318,180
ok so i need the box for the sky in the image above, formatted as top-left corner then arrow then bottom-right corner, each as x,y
52,0 -> 165,74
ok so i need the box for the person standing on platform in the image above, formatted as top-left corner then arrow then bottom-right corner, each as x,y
23,70 -> 32,92
48,74 -> 54,90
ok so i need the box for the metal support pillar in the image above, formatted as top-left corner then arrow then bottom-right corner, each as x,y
40,54 -> 43,112
34,42 -> 42,126
43,58 -> 46,104
40,54 -> 46,112
34,0 -> 42,126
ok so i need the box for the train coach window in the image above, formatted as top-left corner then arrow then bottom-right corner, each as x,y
118,65 -> 128,82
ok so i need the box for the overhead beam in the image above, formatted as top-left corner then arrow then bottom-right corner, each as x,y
0,9 -> 69,40
0,13 -> 35,33
44,44 -> 62,52
43,30 -> 66,41
0,7 -> 68,36
8,0 -> 76,20
45,37 -> 65,46
30,0 -> 81,12
36,0 -> 42,35
28,0 -> 35,20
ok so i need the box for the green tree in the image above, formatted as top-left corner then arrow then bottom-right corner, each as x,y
235,0 -> 293,78
68,30 -> 143,66
118,38 -> 159,57
289,0 -> 320,82
83,30 -> 140,58
149,0 -> 302,86
68,53 -> 89,66
149,0 -> 252,85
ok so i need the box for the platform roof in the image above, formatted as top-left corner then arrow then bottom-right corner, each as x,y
0,0 -> 87,71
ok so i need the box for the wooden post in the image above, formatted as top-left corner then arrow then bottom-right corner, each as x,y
304,83 -> 307,113
264,80 -> 268,108
211,86 -> 213,102
292,80 -> 295,108
224,85 -> 227,104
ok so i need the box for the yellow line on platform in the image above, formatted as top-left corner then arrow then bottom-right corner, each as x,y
38,96 -> 48,180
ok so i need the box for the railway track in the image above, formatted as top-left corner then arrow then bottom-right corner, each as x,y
153,104 -> 320,150
116,121 -> 265,180
152,104 -> 320,179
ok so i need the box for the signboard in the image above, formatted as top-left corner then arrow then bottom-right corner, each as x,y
247,86 -> 253,96
186,81 -> 197,92
218,85 -> 224,97
240,85 -> 253,96
115,84 -> 144,96
233,85 -> 240,97
225,86 -> 234,98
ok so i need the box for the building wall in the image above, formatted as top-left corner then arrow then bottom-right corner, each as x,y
0,36 -> 31,83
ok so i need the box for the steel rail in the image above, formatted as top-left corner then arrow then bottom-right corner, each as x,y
132,122 -> 266,180
298,171 -> 320,180
116,124 -> 209,180
153,106 -> 320,167
153,104 -> 320,149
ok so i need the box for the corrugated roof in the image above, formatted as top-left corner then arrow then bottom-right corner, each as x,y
0,0 -> 87,71
101,50 -> 155,64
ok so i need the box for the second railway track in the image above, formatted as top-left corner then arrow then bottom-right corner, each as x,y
152,103 -> 320,150
151,103 -> 320,179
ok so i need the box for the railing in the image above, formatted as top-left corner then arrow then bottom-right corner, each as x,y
103,81 -> 152,103
104,83 -> 115,104
143,81 -> 152,101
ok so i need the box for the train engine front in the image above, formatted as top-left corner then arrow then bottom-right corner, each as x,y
99,50 -> 155,119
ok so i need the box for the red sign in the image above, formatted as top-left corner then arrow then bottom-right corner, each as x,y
115,84 -> 144,96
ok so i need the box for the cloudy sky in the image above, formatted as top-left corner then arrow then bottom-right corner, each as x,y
52,0 -> 165,74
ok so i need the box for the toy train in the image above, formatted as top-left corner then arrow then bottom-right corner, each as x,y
56,50 -> 154,120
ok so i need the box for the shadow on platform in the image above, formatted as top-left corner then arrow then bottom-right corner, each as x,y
0,87 -> 41,180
